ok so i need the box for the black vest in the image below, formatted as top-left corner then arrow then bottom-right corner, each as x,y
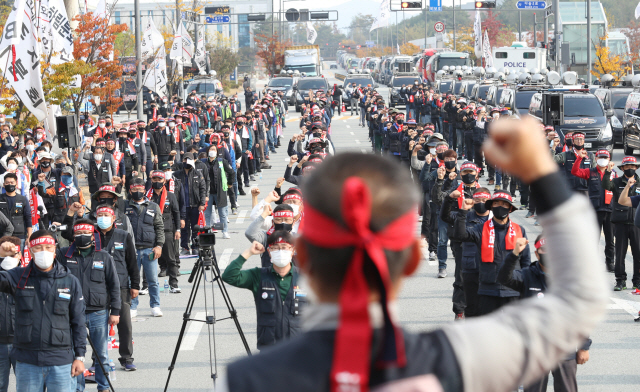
611,175 -> 640,225
562,151 -> 591,191
0,283 -> 15,343
13,273 -> 76,352
102,229 -> 129,289
0,194 -> 27,236
253,267 -> 305,350
125,201 -> 158,249
150,191 -> 176,233
87,160 -> 112,192
54,188 -> 80,220
227,328 -> 463,392
587,168 -> 613,212
63,248 -> 113,312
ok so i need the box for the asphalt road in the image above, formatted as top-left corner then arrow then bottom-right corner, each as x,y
39,65 -> 640,391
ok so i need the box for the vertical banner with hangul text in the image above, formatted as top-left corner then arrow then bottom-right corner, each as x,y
37,0 -> 74,64
0,0 -> 48,121
142,18 -> 168,98
194,31 -> 207,74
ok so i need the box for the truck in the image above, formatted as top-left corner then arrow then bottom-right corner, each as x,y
423,52 -> 473,83
492,42 -> 547,71
283,45 -> 321,77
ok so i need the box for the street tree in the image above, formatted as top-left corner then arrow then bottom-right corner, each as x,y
255,32 -> 291,76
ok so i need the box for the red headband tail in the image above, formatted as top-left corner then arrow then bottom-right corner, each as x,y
302,177 -> 415,392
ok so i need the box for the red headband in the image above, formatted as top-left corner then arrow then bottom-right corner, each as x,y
460,163 -> 478,172
302,166 -> 316,173
302,177 -> 415,392
151,170 -> 165,178
30,237 -> 56,248
493,192 -> 513,202
73,224 -> 94,232
96,207 -> 115,216
99,185 -> 116,193
535,238 -> 546,250
271,237 -> 291,245
283,193 -> 302,202
273,210 -> 294,218
473,192 -> 491,199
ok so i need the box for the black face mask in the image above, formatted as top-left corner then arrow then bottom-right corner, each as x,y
437,152 -> 444,160
183,163 -> 193,170
492,206 -> 510,220
152,181 -> 164,189
538,253 -> 546,267
274,223 -> 293,232
444,161 -> 456,170
55,164 -> 65,169
99,197 -> 115,206
119,136 -> 126,143
237,122 -> 244,127
106,122 -> 111,127
131,191 -> 144,201
128,133 -> 136,139
573,144 -> 584,150
625,168 -> 636,178
396,120 -> 404,125
565,139 -> 573,147
138,126 -> 145,131
461,173 -> 476,185
473,203 -> 487,214
74,234 -> 94,249
40,161 -> 51,168
106,148 -> 114,154
313,132 -> 322,138
3,185 -> 15,193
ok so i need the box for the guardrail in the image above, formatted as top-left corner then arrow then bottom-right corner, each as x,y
335,73 -> 346,81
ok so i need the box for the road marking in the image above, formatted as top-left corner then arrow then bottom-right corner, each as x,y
236,210 -> 247,224
180,312 -> 206,351
218,248 -> 234,270
343,120 -> 347,123
610,297 -> 640,317
346,125 -> 350,128
285,118 -> 298,123
350,132 -> 354,135
355,139 -> 361,144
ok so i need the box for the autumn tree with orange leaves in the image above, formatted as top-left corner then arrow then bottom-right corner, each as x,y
71,12 -> 127,121
255,32 -> 292,76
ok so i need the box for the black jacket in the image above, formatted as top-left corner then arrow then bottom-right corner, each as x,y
602,172 -> 640,225
152,127 -> 177,156
204,157 -> 234,209
98,227 -> 139,290
172,165 -> 207,208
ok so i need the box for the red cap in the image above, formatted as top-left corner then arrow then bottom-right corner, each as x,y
596,149 -> 610,158
460,162 -> 478,172
535,238 -> 546,250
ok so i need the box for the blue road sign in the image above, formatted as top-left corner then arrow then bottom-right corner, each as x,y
205,15 -> 230,23
430,0 -> 442,12
516,1 -> 547,9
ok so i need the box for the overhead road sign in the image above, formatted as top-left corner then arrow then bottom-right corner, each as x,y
430,0 -> 442,12
205,6 -> 230,14
516,1 -> 547,9
205,15 -> 230,23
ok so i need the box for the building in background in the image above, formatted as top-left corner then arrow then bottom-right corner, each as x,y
110,0 -> 271,50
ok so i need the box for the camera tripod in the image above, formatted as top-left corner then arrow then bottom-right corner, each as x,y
164,244 -> 251,391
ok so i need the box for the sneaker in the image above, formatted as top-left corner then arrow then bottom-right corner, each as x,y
454,313 -> 465,321
223,232 -> 231,239
525,211 -> 535,218
429,251 -> 436,261
130,309 -> 137,318
158,269 -> 167,278
632,288 -> 640,296
122,363 -> 137,371
488,179 -> 495,185
633,282 -> 640,290
180,248 -> 190,256
614,281 -> 626,291
232,208 -> 238,215
250,175 -> 256,181
437,269 -> 447,278
265,156 -> 271,160
606,263 -> 615,273
534,220 -> 540,226
170,287 -> 182,294
151,307 -> 163,317
239,189 -> 246,196
139,287 -> 148,295
260,163 -> 272,169
519,205 -> 528,210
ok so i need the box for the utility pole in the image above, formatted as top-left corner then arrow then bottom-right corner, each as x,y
533,13 -> 536,47
453,1 -> 456,51
518,10 -> 522,41
587,0 -> 591,84
424,8 -> 427,49
135,0 -> 143,120
554,0 -> 560,70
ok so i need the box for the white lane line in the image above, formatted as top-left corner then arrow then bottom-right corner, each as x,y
610,297 -> 640,317
350,132 -> 354,135
284,158 -> 290,162
218,248 -> 234,270
346,125 -> 351,128
343,120 -> 347,123
180,312 -> 206,351
355,140 -> 361,144
236,210 -> 248,224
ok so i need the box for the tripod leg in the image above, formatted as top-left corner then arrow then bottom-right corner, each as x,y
164,263 -> 204,392
86,330 -> 115,392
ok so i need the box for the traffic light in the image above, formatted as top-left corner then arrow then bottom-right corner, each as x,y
401,1 -> 422,9
549,37 -> 556,61
474,1 -> 496,9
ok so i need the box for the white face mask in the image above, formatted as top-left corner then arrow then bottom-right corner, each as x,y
1,256 -> 19,270
164,171 -> 172,180
186,159 -> 195,168
429,148 -> 436,155
94,154 -> 103,162
34,250 -> 55,269
270,250 -> 292,268
159,122 -> 166,128
597,158 -> 609,168
289,204 -> 300,216
99,123 -> 105,128
208,151 -> 217,158
26,144 -> 34,151
7,163 -> 17,171
168,122 -> 175,128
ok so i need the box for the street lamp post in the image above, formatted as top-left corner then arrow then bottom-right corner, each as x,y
135,0 -> 143,120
